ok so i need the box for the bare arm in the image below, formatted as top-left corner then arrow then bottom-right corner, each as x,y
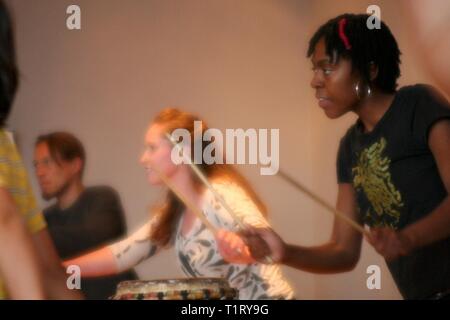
404,120 -> 450,246
369,120 -> 450,260
245,183 -> 363,273
64,221 -> 158,277
64,246 -> 118,278
281,183 -> 363,273
0,188 -> 45,299
33,229 -> 84,299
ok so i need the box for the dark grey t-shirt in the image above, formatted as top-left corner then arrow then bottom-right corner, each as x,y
44,186 -> 138,299
337,84 -> 450,299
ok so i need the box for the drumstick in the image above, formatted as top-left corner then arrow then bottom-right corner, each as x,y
165,133 -> 247,230
153,163 -> 274,263
151,163 -> 218,235
165,132 -> 273,264
277,169 -> 369,236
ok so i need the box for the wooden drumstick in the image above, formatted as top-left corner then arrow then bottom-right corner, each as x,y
151,163 -> 218,235
166,133 -> 273,264
165,133 -> 247,230
277,169 -> 369,236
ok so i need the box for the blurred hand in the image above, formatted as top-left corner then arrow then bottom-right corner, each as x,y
216,229 -> 255,264
240,227 -> 287,264
366,227 -> 414,261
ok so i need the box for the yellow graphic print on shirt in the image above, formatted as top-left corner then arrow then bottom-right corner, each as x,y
352,137 -> 403,229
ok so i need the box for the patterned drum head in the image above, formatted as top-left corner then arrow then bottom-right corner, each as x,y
112,278 -> 238,300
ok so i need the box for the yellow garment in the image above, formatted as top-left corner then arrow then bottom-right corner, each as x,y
0,129 -> 46,299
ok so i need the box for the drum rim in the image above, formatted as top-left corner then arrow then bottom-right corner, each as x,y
112,277 -> 238,300
116,277 -> 232,287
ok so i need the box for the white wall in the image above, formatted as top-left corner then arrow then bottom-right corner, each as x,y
6,0 -> 444,299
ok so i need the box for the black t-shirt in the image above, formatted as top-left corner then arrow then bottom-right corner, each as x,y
44,186 -> 138,300
337,84 -> 450,299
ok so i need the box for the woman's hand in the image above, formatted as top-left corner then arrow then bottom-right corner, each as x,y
366,227 -> 414,261
240,227 -> 287,263
215,229 -> 255,264
216,227 -> 288,265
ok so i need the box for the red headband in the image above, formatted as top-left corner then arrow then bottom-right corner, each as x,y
338,18 -> 351,50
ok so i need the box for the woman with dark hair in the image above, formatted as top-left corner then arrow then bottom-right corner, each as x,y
221,14 -> 450,300
64,108 -> 294,300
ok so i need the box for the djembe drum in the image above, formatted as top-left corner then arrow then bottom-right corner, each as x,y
112,278 -> 238,300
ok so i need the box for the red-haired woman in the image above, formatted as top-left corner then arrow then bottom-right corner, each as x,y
64,108 -> 294,300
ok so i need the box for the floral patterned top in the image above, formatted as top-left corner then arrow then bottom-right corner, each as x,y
109,179 -> 295,300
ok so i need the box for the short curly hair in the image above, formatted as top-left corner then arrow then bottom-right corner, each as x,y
307,13 -> 401,93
